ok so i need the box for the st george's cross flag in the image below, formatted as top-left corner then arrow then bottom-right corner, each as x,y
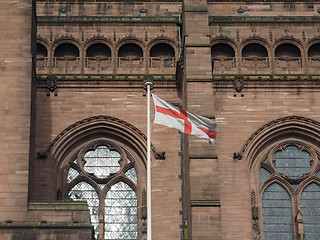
152,94 -> 217,143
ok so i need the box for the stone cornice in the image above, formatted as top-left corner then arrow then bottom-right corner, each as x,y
190,200 -> 221,207
213,74 -> 320,81
37,0 -> 180,2
208,0 -> 317,2
37,74 -> 177,88
38,16 -> 180,25
209,16 -> 320,24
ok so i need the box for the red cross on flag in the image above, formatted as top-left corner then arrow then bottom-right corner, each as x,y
152,94 -> 217,143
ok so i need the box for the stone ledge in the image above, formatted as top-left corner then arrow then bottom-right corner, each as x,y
0,222 -> 93,230
37,0 -> 180,2
210,16 -> 320,24
38,16 -> 180,24
208,0 -> 315,2
36,74 -> 177,89
189,155 -> 218,159
191,200 -> 221,207
28,200 -> 90,211
213,74 -> 320,82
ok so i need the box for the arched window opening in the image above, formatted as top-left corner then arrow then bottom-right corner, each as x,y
262,183 -> 294,240
241,43 -> 269,71
308,43 -> 320,71
54,43 -> 79,58
300,183 -> 320,239
86,43 -> 111,58
104,182 -> 137,239
275,44 -> 301,58
36,43 -> 48,69
53,43 -> 80,73
275,43 -> 302,71
66,143 -> 139,240
211,43 -> 235,58
256,141 -> 320,240
242,43 -> 268,57
211,43 -> 236,73
37,43 -> 47,58
117,43 -> 143,69
150,43 -> 175,68
307,43 -> 320,58
67,181 -> 100,239
85,43 -> 112,73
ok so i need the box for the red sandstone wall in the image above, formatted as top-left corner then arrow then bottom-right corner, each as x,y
0,0 -> 32,221
35,86 -> 182,239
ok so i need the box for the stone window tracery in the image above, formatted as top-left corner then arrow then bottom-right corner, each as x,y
258,142 -> 320,240
65,141 -> 139,240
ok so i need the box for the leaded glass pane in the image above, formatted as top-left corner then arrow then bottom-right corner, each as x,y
262,183 -> 293,240
67,167 -> 79,183
274,145 -> 311,179
259,167 -> 271,185
84,145 -> 121,178
105,182 -> 137,240
67,182 -> 99,239
301,183 -> 320,240
125,168 -> 137,184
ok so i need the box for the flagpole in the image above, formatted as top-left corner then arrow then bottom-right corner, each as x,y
144,77 -> 153,240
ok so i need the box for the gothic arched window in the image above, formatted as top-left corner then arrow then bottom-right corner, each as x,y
258,142 -> 320,240
65,141 -> 139,240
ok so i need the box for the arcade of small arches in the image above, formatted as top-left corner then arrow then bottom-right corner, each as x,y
36,38 -> 177,75
211,40 -> 320,74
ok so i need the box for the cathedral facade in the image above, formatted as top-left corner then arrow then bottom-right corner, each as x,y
1,0 -> 320,239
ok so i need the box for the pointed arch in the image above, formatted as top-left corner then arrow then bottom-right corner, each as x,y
46,115 -> 151,170
240,116 -> 320,169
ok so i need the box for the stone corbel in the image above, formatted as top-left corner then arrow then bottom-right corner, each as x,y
46,75 -> 58,96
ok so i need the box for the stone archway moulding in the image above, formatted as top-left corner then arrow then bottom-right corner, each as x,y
237,116 -> 320,169
46,115 -> 165,171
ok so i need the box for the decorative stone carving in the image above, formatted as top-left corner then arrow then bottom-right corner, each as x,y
233,75 -> 244,93
233,152 -> 243,161
141,188 -> 147,220
46,75 -> 58,96
251,191 -> 261,240
141,188 -> 147,236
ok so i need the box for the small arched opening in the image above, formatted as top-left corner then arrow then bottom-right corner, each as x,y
117,43 -> 143,69
275,43 -> 302,71
36,43 -> 48,69
150,43 -> 175,68
211,43 -> 236,73
53,43 -> 80,73
307,43 -> 320,70
85,43 -> 112,72
54,43 -> 79,58
241,43 -> 269,71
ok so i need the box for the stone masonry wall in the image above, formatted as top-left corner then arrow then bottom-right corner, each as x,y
0,0 -> 32,222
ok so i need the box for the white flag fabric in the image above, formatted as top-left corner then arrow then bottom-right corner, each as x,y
152,94 -> 217,143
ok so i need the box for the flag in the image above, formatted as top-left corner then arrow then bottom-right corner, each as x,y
152,94 -> 217,143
